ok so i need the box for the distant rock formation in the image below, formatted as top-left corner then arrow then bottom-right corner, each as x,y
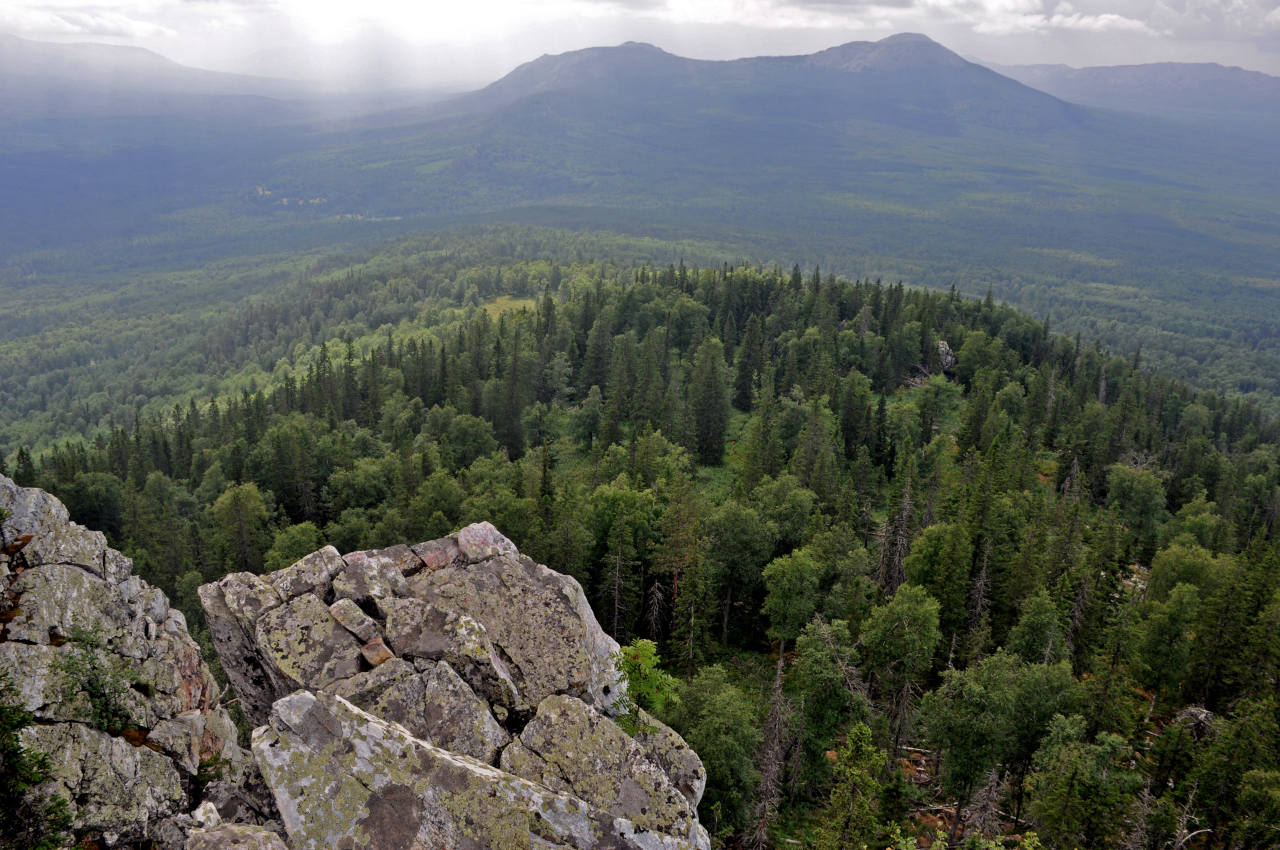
201,521 -> 709,850
0,475 -> 251,848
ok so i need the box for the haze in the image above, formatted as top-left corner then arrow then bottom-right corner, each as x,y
3,0 -> 1279,90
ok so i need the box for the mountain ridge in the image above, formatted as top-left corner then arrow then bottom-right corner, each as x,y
988,58 -> 1280,126
2,32 -> 1278,408
456,32 -> 1086,135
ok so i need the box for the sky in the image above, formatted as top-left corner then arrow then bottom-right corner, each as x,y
2,0 -> 1278,87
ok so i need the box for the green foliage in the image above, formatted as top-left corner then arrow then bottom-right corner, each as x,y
690,337 -> 729,466
1027,715 -> 1141,850
664,665 -> 762,836
1106,463 -> 1168,562
904,523 -> 972,645
922,651 -> 1083,817
0,673 -> 72,850
7,233 -> 1280,848
55,626 -> 137,735
861,584 -> 940,707
1006,588 -> 1067,665
263,521 -> 326,572
614,639 -> 680,735
791,618 -> 869,792
209,482 -> 272,574
762,549 -> 823,643
813,723 -> 890,850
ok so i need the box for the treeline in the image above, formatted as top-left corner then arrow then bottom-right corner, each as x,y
5,243 -> 1279,849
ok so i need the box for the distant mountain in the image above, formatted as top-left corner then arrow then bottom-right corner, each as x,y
461,33 -> 1085,135
0,34 -> 438,123
990,60 -> 1280,127
0,32 -> 318,100
4,33 -> 1280,404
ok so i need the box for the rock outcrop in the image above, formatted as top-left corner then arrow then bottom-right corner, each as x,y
202,522 -> 709,850
0,476 -> 251,847
1,474 -> 709,850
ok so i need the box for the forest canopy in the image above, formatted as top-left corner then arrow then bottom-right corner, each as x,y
5,233 -> 1279,849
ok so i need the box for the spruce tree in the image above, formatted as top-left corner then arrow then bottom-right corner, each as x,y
690,338 -> 729,466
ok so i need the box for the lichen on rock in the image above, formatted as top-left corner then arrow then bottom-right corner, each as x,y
254,689 -> 707,850
201,522 -> 709,850
0,475 -> 251,848
0,487 -> 709,850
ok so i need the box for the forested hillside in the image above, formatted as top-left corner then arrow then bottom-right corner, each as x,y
6,235 -> 1279,848
5,34 -> 1280,411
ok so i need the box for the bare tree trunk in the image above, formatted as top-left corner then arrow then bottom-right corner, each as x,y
746,643 -> 791,850
879,477 -> 912,592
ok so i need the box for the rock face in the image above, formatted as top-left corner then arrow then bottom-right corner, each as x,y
203,522 -> 709,850
0,476 -> 250,847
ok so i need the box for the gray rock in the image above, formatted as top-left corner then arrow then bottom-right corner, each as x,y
328,597 -> 380,643
456,521 -> 518,562
408,546 -> 622,713
0,475 -> 249,845
198,573 -> 287,724
186,823 -> 289,850
380,596 -> 520,708
193,801 -> 222,828
267,546 -> 344,602
333,657 -> 509,763
198,522 -> 707,848
254,592 -> 363,692
334,547 -> 411,602
501,695 -> 704,846
409,537 -> 461,573
22,722 -> 185,845
0,476 -> 130,583
633,709 -> 707,809
254,689 -> 705,850
3,562 -> 128,645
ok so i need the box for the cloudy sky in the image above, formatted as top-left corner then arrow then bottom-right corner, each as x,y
3,0 -> 1278,86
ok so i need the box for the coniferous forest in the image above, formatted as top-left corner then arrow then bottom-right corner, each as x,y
5,231 -> 1279,849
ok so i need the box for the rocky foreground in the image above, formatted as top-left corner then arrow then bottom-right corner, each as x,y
0,474 -> 708,850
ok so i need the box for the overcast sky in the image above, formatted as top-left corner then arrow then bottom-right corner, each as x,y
3,0 -> 1278,87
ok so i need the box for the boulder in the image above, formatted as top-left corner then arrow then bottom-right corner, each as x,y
328,597 -> 380,643
200,522 -> 708,849
201,522 -> 621,726
197,573 -> 287,723
407,543 -> 622,712
254,593 -> 363,692
21,720 -> 185,845
334,546 -> 415,602
380,596 -> 520,708
500,695 -> 704,845
267,546 -> 344,602
332,658 -> 509,763
0,475 -> 131,583
186,824 -> 290,850
632,709 -> 707,809
254,689 -> 706,850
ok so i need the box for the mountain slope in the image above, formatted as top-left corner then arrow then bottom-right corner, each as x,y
3,33 -> 1279,405
990,60 -> 1280,130
457,33 -> 1087,135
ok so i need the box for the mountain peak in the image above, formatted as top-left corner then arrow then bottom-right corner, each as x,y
476,40 -> 693,105
879,32 -> 938,44
806,32 -> 971,73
